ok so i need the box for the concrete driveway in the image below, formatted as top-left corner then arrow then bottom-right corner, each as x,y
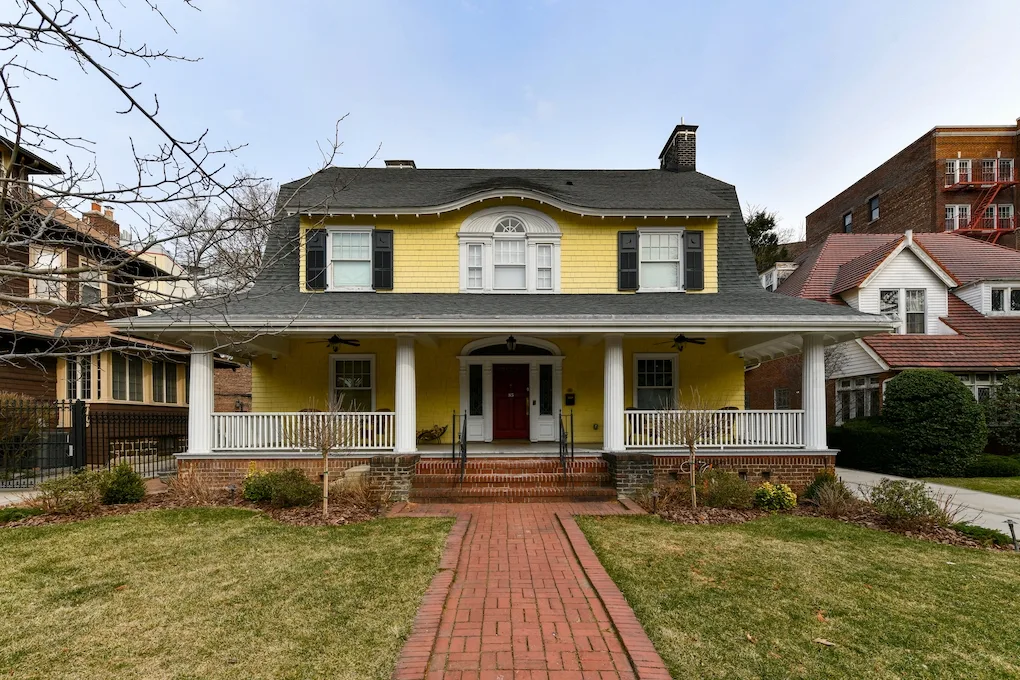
837,467 -> 1020,534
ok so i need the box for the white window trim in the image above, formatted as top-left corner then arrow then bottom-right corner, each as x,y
29,247 -> 66,301
904,288 -> 926,335
632,353 -> 679,409
78,258 -> 108,314
458,209 -> 561,294
326,227 -> 374,292
636,228 -> 687,293
64,356 -> 93,401
835,376 -> 881,425
990,284 -> 1020,316
329,354 -> 376,411
944,204 -> 971,231
879,288 -> 927,334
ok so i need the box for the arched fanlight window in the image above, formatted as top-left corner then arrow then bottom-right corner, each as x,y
459,207 -> 562,293
494,216 -> 526,233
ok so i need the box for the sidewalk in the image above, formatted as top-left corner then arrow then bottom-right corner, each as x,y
390,501 -> 672,680
837,467 -> 1020,532
0,489 -> 37,507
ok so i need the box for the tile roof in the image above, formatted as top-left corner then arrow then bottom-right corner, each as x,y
776,234 -> 901,303
831,239 -> 903,295
914,233 -> 1020,284
862,294 -> 1020,369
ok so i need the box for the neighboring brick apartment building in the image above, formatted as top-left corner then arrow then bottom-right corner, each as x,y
214,363 -> 252,412
805,118 -> 1019,250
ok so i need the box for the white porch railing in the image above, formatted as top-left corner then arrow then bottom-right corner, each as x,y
623,409 -> 805,449
211,412 -> 396,451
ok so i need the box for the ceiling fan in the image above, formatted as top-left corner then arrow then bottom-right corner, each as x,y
655,334 -> 707,352
307,334 -> 360,352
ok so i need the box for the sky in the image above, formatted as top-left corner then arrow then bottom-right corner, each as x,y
8,0 -> 1020,239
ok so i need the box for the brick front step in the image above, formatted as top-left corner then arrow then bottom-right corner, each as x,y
412,472 -> 612,487
407,485 -> 618,503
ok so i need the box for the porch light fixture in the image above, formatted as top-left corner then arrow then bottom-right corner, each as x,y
505,335 -> 517,352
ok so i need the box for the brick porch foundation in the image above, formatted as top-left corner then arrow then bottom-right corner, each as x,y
177,457 -> 373,487
654,453 -> 836,492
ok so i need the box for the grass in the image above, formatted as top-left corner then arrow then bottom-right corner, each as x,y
925,477 -> 1020,500
0,508 -> 452,680
578,514 -> 1020,680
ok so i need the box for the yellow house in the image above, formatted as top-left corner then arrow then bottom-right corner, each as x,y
115,124 -> 893,497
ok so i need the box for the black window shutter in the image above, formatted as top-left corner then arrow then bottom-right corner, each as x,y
618,231 -> 638,291
372,229 -> 393,290
305,229 -> 327,290
685,230 -> 704,291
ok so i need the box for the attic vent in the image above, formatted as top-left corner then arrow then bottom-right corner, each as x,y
384,159 -> 416,169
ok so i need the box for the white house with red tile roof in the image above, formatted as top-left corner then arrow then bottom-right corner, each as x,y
749,231 -> 1020,423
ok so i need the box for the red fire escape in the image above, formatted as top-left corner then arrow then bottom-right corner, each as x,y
944,158 -> 1018,244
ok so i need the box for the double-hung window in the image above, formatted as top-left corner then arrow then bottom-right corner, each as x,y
905,289 -> 926,334
867,195 -> 880,222
945,204 -> 970,231
639,232 -> 682,291
32,248 -> 63,300
112,353 -> 144,402
881,289 -> 926,333
466,244 -> 483,290
944,158 -> 971,186
999,158 -> 1014,182
842,211 -> 852,233
981,159 -> 998,182
536,244 -> 553,290
331,356 -> 374,411
65,356 -> 92,401
998,204 -> 1014,229
493,238 -> 526,290
329,230 -> 372,290
634,355 -> 676,409
79,259 -> 104,308
773,387 -> 791,410
151,361 -> 178,404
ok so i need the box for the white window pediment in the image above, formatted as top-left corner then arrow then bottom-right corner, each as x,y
459,207 -> 561,293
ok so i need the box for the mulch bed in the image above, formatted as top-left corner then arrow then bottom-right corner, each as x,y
1,491 -> 384,529
649,502 -> 1015,551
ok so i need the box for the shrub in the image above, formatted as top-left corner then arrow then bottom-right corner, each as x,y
166,473 -> 220,504
828,418 -> 900,474
0,507 -> 44,523
803,470 -> 838,502
952,522 -> 1014,547
752,482 -> 797,511
815,482 -> 857,517
101,462 -> 146,505
34,469 -> 109,514
869,479 -> 954,528
243,468 -> 320,508
963,454 -> 1020,478
700,470 -> 753,509
881,370 -> 987,477
985,375 -> 1020,456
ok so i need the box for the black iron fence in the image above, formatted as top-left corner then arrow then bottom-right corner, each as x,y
0,399 -> 187,488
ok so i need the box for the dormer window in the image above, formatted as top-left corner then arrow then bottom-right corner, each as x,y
459,208 -> 561,293
991,286 -> 1020,314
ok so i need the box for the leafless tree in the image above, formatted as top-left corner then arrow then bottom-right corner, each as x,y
656,387 -> 716,508
282,394 -> 357,519
0,1 -> 361,365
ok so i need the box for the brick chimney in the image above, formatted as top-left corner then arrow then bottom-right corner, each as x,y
81,202 -> 120,242
658,122 -> 698,172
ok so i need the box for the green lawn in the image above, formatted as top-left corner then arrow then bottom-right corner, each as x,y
578,514 -> 1020,680
925,477 -> 1020,500
0,508 -> 452,680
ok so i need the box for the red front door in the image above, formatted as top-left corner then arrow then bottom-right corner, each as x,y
493,364 -> 530,439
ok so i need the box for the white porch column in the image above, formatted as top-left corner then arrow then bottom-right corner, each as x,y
801,334 -> 827,450
395,335 -> 417,453
187,337 -> 215,455
603,334 -> 625,452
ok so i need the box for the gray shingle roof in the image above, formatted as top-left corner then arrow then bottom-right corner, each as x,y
126,167 -> 887,327
279,167 -> 732,213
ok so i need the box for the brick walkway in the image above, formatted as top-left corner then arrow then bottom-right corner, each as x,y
391,501 -> 672,680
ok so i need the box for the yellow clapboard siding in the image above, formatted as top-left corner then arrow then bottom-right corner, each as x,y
297,200 -> 718,294
251,336 -> 745,437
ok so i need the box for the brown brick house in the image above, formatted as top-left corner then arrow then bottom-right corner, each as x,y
803,118 -> 1019,250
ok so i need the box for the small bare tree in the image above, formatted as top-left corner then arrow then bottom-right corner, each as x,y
283,394 -> 356,519
657,387 -> 716,508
